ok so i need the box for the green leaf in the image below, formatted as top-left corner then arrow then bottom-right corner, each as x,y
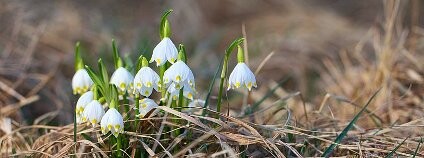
201,55 -> 224,117
413,137 -> 422,158
112,39 -> 123,68
135,55 -> 144,72
322,89 -> 381,157
74,42 -> 84,70
98,58 -> 109,85
160,9 -> 173,39
84,65 -> 102,88
385,136 -> 409,158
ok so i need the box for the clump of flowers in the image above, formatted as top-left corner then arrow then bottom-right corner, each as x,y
71,9 -> 257,157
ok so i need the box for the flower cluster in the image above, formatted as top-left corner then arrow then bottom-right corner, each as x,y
71,10 -> 257,142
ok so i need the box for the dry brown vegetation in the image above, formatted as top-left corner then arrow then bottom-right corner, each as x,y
1,0 -> 424,157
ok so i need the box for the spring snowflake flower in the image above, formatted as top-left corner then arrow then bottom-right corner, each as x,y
228,63 -> 257,91
133,67 -> 160,97
110,67 -> 134,95
100,108 -> 124,137
137,98 -> 159,118
72,69 -> 94,95
75,91 -> 93,122
150,37 -> 178,66
167,82 -> 195,100
163,61 -> 195,89
82,100 -> 105,127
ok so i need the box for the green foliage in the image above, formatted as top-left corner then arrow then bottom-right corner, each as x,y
322,89 -> 381,157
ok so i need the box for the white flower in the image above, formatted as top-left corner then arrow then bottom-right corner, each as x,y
163,61 -> 195,89
76,91 -> 94,122
110,67 -> 134,95
150,37 -> 178,66
133,67 -> 160,97
82,100 -> 105,127
167,82 -> 195,100
100,108 -> 124,137
72,69 -> 94,95
228,63 -> 257,91
137,98 -> 159,118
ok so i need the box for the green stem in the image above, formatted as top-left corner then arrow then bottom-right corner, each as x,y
215,38 -> 244,119
134,94 -> 140,131
159,65 -> 167,100
123,94 -> 129,122
73,103 -> 77,158
215,57 -> 227,118
117,135 -> 123,158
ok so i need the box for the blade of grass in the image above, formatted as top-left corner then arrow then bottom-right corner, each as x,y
322,88 -> 381,157
385,136 -> 409,158
412,137 -> 422,158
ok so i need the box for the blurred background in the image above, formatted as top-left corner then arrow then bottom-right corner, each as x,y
0,0 -> 423,130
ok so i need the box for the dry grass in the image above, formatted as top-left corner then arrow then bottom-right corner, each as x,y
1,0 -> 424,157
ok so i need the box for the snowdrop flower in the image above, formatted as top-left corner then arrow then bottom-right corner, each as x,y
150,37 -> 178,66
72,69 -> 93,95
227,63 -> 257,91
163,61 -> 195,89
137,98 -> 159,118
110,67 -> 134,95
228,45 -> 257,91
100,108 -> 124,137
75,91 -> 94,122
167,82 -> 195,100
82,100 -> 105,127
134,66 -> 160,97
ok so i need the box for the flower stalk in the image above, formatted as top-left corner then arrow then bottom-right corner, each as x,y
216,38 -> 244,118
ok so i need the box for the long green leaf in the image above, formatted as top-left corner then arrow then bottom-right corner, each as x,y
385,136 -> 409,158
201,55 -> 224,117
84,65 -> 102,88
111,39 -> 122,68
413,137 -> 422,158
98,59 -> 109,85
322,89 -> 381,157
135,55 -> 144,72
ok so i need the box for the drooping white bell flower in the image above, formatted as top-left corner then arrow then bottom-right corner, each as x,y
72,69 -> 94,95
150,37 -> 178,66
76,91 -> 94,122
227,62 -> 257,91
133,67 -> 160,97
82,100 -> 105,127
100,108 -> 124,137
167,82 -> 195,100
110,67 -> 134,95
137,98 -> 159,118
163,61 -> 195,89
